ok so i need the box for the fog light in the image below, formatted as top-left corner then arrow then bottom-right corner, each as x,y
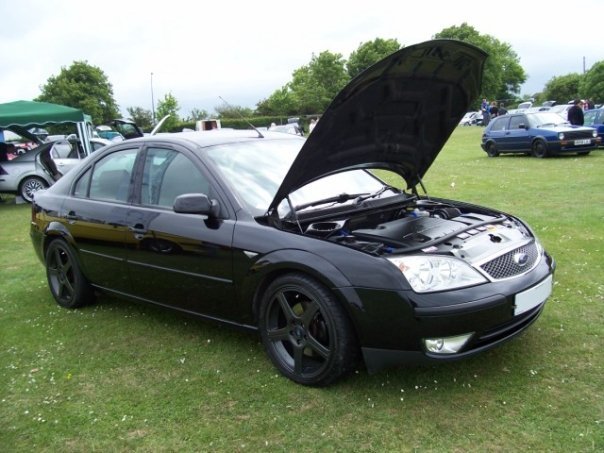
423,333 -> 474,354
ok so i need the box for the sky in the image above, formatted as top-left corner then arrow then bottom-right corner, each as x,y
1,0 -> 602,118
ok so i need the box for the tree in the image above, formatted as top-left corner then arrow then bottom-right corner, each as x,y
36,61 -> 120,125
434,23 -> 526,103
155,93 -> 180,131
126,106 -> 153,130
256,85 -> 298,116
347,38 -> 401,79
580,61 -> 604,103
186,108 -> 210,121
289,51 -> 349,114
214,104 -> 253,119
541,73 -> 583,104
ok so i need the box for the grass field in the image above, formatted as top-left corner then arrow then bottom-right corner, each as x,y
1,126 -> 602,451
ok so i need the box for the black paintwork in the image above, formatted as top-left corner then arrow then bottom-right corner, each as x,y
29,40 -> 555,375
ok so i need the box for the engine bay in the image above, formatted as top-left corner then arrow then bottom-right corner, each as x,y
295,198 -> 534,262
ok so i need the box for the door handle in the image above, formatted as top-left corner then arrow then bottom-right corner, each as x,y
129,223 -> 147,240
65,211 -> 78,221
129,224 -> 147,235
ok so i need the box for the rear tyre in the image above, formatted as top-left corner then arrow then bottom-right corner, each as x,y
259,273 -> 358,386
531,139 -> 548,158
45,239 -> 94,309
19,177 -> 48,203
577,151 -> 591,156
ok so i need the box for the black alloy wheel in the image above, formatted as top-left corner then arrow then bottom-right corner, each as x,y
19,176 -> 48,203
259,273 -> 357,386
532,139 -> 548,158
45,239 -> 94,308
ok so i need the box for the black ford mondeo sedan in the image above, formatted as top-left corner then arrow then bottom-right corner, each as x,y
30,40 -> 555,386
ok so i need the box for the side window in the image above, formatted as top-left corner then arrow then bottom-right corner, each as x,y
88,148 -> 138,202
509,116 -> 525,130
73,167 -> 91,198
51,142 -> 73,159
490,117 -> 507,132
583,111 -> 595,127
141,147 -> 209,208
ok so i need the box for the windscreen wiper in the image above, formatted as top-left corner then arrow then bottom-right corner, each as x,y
294,192 -> 370,212
353,185 -> 399,204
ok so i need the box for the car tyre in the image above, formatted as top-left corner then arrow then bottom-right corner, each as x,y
19,176 -> 48,203
259,273 -> 358,386
577,151 -> 591,156
531,139 -> 548,158
486,142 -> 499,157
45,239 -> 94,309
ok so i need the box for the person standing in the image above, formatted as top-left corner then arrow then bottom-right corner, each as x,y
481,98 -> 490,126
567,99 -> 585,125
489,101 -> 499,118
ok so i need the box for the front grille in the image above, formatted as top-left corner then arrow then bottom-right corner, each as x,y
563,130 -> 594,140
480,242 -> 539,280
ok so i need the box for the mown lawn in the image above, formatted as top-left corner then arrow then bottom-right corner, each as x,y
1,127 -> 602,451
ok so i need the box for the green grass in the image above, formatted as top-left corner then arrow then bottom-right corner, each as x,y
1,127 -> 603,451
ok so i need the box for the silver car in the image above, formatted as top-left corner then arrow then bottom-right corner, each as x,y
0,138 -> 109,202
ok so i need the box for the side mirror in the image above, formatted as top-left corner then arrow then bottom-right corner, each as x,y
518,123 -> 527,129
173,193 -> 220,218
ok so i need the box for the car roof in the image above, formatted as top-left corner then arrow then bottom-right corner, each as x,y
121,129 -> 304,148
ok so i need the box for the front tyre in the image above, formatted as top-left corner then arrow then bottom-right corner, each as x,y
45,239 -> 94,308
259,273 -> 358,386
532,139 -> 548,158
486,142 -> 499,157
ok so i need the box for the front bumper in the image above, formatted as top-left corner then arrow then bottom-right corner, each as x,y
340,253 -> 555,374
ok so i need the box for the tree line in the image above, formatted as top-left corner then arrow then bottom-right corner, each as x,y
35,23 -> 604,130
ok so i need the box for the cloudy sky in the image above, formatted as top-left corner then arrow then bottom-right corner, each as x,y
1,0 -> 602,117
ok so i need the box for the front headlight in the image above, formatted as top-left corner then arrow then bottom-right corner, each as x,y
592,130 -> 598,138
558,132 -> 565,140
388,255 -> 487,293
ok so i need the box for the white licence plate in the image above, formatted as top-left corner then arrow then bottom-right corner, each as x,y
514,275 -> 553,316
574,139 -> 591,145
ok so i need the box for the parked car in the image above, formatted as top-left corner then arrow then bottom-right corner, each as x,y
0,137 -> 110,202
30,40 -> 555,386
549,104 -> 573,120
582,107 -> 604,146
459,111 -> 483,126
95,125 -> 125,142
269,123 -> 304,135
481,111 -> 599,157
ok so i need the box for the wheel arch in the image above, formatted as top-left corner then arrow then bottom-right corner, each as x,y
242,249 -> 357,326
41,221 -> 78,264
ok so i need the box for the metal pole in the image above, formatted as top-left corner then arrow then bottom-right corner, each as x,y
151,72 -> 156,125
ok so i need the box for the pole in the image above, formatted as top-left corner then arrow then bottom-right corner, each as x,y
150,72 -> 156,125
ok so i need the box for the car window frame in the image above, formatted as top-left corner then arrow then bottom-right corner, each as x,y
509,115 -> 527,130
130,142 -> 233,219
71,146 -> 140,203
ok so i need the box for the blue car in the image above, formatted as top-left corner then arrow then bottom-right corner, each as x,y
583,108 -> 604,147
481,112 -> 600,157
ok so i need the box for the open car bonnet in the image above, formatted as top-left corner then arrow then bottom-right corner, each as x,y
268,39 -> 486,213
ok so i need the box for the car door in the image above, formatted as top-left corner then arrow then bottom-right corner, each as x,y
505,114 -> 531,151
124,144 -> 237,320
65,147 -> 139,292
486,116 -> 510,151
51,140 -> 86,175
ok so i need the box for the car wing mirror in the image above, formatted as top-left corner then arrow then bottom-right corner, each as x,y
519,123 -> 526,129
173,193 -> 220,218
